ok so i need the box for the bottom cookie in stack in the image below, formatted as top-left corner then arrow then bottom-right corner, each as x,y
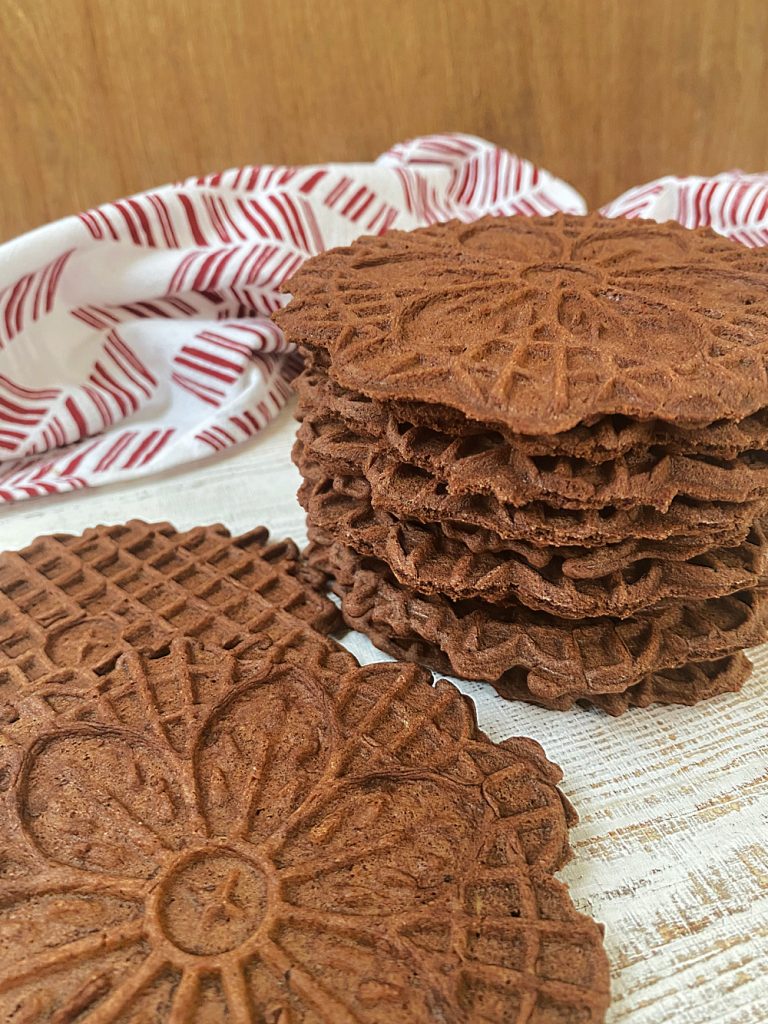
0,520 -> 610,1023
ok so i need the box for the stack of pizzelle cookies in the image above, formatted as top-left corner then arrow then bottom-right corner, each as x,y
277,212 -> 768,714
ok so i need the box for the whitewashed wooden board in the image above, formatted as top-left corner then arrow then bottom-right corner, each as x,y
1,402 -> 767,1023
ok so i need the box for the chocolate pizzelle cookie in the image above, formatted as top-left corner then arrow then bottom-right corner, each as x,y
0,524 -> 610,1022
277,212 -> 768,712
298,412 -> 768,512
278,213 -> 768,432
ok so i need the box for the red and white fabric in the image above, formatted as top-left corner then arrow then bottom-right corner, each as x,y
0,134 -> 583,504
1,135 -> 766,505
601,171 -> 768,246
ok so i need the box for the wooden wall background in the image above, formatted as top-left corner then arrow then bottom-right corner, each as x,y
2,0 -> 768,241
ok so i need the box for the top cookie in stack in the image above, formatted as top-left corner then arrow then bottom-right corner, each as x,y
276,213 -> 768,714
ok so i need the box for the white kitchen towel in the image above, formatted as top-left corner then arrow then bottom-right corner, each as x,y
0,133 -> 585,503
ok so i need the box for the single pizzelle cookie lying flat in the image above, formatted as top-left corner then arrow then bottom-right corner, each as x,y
276,212 -> 768,432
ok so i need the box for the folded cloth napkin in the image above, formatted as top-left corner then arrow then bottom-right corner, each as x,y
0,133 -> 766,504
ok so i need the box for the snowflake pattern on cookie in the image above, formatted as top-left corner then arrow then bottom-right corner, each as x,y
277,213 -> 768,433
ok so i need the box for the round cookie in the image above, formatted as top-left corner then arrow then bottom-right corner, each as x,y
299,409 -> 768,512
0,638 -> 610,1023
322,617 -> 751,716
298,470 -> 754,576
295,430 -> 768,549
306,540 -> 752,715
276,213 -> 768,433
0,519 -> 347,696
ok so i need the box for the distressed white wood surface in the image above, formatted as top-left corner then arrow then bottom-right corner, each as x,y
1,402 -> 766,1023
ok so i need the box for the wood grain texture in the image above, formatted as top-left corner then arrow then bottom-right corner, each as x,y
2,0 -> 768,239
2,405 -> 767,1022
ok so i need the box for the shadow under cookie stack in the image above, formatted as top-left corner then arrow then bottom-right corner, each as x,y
277,213 -> 768,714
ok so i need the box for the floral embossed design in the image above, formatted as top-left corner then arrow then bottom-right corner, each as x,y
276,213 -> 768,433
0,638 -> 609,1022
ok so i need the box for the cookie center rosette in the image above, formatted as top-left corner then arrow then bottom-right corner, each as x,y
276,212 -> 768,714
